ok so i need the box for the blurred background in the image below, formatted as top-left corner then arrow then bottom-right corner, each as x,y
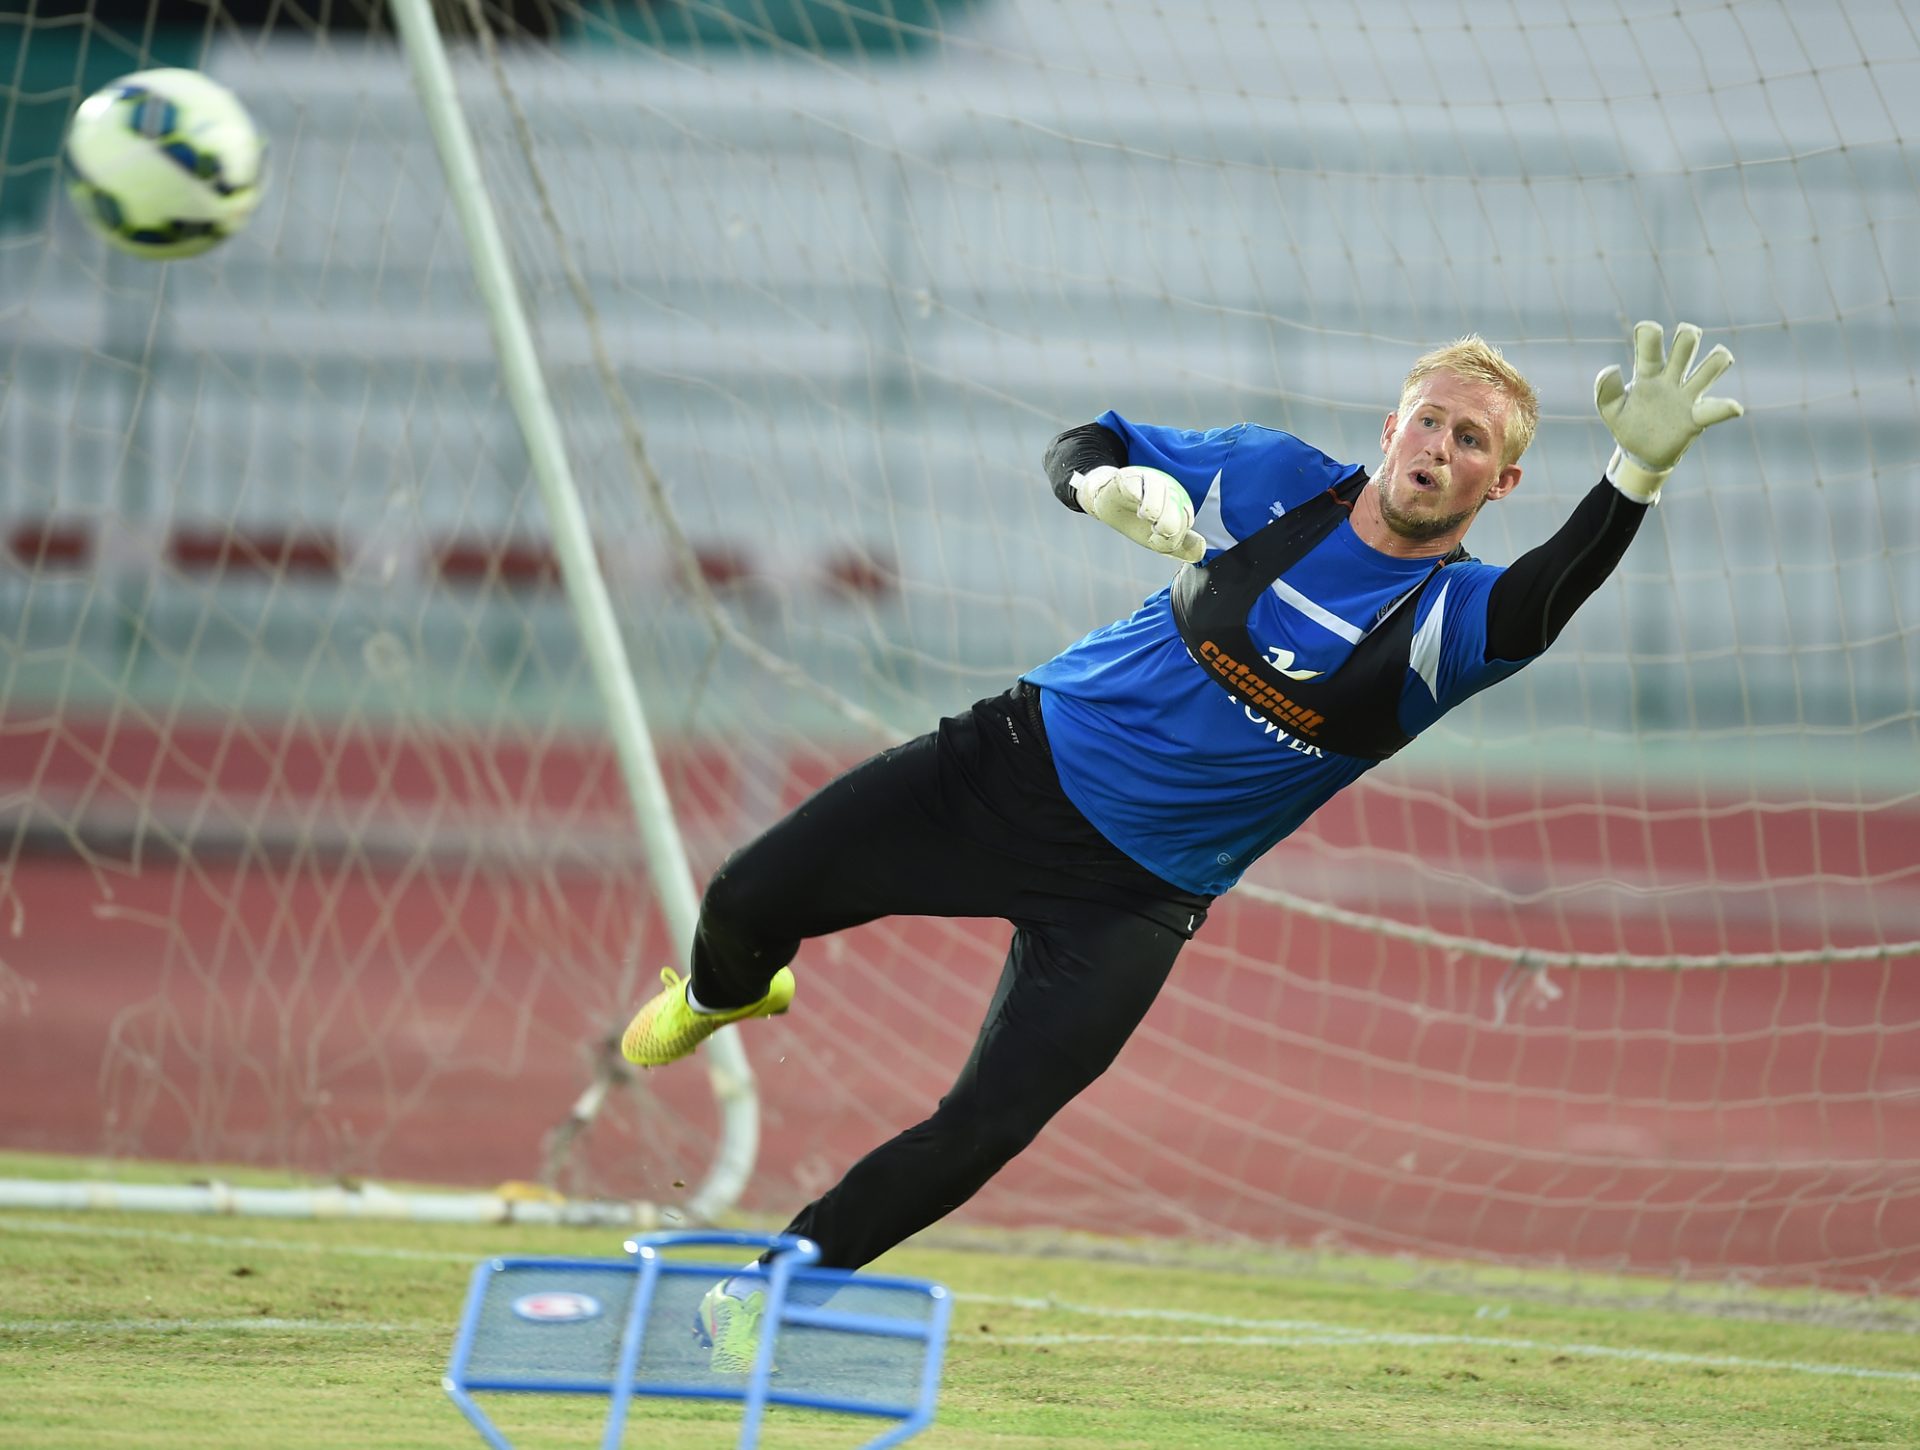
1,0 -> 1916,1293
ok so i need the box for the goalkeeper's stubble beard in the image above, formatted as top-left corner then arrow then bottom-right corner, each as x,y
1375,476 -> 1485,544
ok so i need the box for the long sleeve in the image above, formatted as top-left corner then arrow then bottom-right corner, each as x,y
1043,423 -> 1128,511
1484,478 -> 1650,662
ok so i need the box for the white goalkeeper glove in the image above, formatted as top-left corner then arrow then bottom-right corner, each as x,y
1594,319 -> 1744,504
1073,464 -> 1209,564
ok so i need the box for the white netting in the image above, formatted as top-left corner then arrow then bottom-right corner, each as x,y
0,0 -> 1915,1291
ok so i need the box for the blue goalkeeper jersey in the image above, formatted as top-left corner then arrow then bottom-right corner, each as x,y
1024,411 -> 1536,896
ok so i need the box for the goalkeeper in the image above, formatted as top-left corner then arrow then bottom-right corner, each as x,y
620,320 -> 1742,1330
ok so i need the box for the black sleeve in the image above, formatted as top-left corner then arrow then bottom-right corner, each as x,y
1484,478 -> 1650,662
1043,423 -> 1128,512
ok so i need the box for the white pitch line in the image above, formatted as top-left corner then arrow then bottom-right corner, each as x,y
960,1294 -> 1920,1384
963,1292 -> 1371,1336
0,1215 -> 474,1262
972,1328 -> 1920,1384
0,1318 -> 429,1334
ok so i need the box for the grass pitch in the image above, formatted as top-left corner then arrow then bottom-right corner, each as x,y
0,1157 -> 1915,1448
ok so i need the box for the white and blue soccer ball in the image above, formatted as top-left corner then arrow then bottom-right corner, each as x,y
63,68 -> 266,260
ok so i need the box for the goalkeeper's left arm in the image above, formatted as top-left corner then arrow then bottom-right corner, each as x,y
1485,319 -> 1743,661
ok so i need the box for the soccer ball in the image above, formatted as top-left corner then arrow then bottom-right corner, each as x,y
63,68 -> 266,260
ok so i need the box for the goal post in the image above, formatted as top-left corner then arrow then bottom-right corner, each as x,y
386,0 -> 763,1220
1,0 -> 1917,1294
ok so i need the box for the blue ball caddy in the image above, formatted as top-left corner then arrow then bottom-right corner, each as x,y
444,1230 -> 953,1449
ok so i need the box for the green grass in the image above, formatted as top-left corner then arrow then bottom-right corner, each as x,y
1,1157 -> 1916,1448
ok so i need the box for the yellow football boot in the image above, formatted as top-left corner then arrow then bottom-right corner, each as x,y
619,967 -> 795,1066
694,1275 -> 768,1375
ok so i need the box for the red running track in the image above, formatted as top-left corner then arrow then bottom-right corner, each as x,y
2,715 -> 1917,1292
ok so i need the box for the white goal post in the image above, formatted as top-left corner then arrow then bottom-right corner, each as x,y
1,0 -> 1917,1293
387,0 -> 763,1221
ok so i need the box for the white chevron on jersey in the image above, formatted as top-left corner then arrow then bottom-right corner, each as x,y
1192,468 -> 1230,543
1409,579 -> 1451,699
1270,578 -> 1367,644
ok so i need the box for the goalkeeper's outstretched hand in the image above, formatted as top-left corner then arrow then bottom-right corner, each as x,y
1595,320 -> 1745,503
1074,464 -> 1208,563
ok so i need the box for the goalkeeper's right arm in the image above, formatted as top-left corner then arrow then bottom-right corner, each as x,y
1044,422 -> 1129,510
1043,423 -> 1209,564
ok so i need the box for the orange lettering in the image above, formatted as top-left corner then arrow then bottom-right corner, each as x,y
1195,636 -> 1327,738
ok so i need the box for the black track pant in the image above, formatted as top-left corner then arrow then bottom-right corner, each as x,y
689,682 -> 1210,1272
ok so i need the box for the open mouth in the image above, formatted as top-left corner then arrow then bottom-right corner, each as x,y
1411,468 -> 1439,490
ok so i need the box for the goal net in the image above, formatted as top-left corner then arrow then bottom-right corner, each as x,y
2,0 -> 1915,1293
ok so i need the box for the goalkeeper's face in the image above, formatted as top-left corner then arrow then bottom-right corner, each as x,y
1373,373 -> 1524,549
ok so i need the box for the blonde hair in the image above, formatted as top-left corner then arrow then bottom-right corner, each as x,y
1398,335 -> 1539,465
